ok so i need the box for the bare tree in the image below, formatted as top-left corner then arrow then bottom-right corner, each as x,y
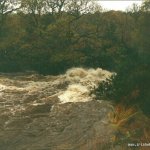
21,0 -> 46,26
141,0 -> 150,12
45,0 -> 67,16
0,0 -> 20,31
65,0 -> 93,17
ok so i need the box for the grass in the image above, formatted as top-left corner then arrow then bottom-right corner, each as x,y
108,104 -> 138,127
108,103 -> 150,149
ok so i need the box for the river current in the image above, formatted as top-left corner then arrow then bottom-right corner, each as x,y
0,68 -> 116,150
0,68 -> 112,114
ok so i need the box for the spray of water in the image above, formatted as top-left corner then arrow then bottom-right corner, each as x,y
59,68 -> 112,103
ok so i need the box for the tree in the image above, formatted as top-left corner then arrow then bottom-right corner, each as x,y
141,0 -> 150,12
45,0 -> 67,16
66,0 -> 93,17
21,0 -> 46,27
0,0 -> 20,35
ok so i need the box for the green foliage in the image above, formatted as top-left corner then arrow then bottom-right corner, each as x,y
95,52 -> 150,115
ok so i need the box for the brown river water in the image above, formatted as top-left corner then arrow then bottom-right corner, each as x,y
0,68 -> 123,150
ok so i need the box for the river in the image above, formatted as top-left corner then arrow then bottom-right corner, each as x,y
0,67 -> 117,150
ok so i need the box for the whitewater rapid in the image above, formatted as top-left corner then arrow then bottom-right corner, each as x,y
0,68 -> 112,116
59,68 -> 112,103
0,68 -> 116,150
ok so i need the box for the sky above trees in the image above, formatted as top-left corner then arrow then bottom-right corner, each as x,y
98,0 -> 142,11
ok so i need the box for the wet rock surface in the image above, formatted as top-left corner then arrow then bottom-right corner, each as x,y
0,100 -> 115,150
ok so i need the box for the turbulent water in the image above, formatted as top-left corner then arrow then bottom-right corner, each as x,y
59,68 -> 112,103
0,68 -> 112,112
0,68 -> 117,150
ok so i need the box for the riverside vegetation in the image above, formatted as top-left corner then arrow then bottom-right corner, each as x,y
0,0 -> 150,149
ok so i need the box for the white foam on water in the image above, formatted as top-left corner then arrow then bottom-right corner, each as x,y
59,84 -> 90,103
58,68 -> 112,103
0,84 -> 6,91
0,67 -> 113,114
